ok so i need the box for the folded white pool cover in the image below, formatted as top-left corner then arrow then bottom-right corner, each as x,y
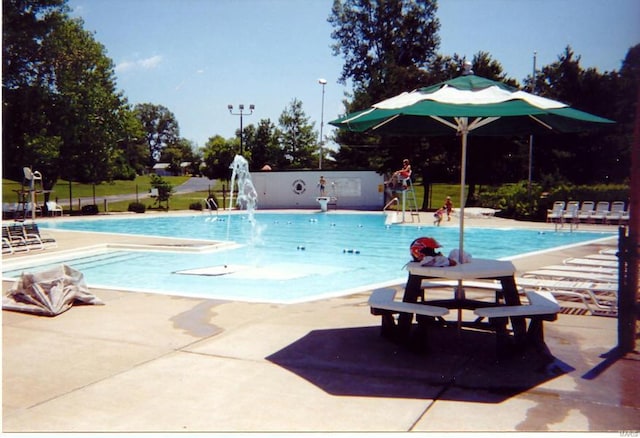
3,264 -> 104,316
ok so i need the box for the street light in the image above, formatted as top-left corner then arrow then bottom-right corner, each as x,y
227,103 -> 255,155
528,51 -> 537,199
318,78 -> 327,170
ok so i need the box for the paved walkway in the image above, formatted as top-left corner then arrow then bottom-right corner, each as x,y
2,212 -> 639,432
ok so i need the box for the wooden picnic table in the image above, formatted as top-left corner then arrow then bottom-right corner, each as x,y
397,258 -> 528,346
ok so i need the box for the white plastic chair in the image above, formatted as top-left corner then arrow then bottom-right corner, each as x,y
606,201 -> 625,225
46,201 -> 64,217
577,201 -> 595,223
546,201 -> 565,223
591,201 -> 610,224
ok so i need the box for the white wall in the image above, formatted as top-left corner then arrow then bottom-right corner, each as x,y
250,171 -> 385,210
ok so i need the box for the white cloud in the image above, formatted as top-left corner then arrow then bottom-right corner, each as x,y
115,55 -> 163,73
139,55 -> 163,69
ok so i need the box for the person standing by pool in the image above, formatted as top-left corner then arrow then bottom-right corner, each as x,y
433,206 -> 445,226
444,196 -> 453,221
318,176 -> 327,196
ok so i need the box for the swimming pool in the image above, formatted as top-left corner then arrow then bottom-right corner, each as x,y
3,212 -> 614,303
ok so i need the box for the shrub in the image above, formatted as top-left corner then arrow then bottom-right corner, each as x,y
128,202 -> 146,213
81,204 -> 99,215
189,202 -> 203,211
476,181 -> 542,220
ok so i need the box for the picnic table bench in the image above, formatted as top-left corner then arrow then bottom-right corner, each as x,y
368,258 -> 560,356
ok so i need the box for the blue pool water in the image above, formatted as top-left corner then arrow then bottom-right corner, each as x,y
3,213 -> 614,303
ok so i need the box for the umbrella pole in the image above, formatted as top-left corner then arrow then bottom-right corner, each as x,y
459,129 -> 467,263
456,125 -> 469,332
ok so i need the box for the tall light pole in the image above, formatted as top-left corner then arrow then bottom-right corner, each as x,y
227,104 -> 255,155
318,78 -> 327,169
528,51 -> 537,199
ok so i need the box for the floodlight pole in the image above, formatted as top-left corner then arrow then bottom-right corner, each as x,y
318,78 -> 327,169
528,51 -> 537,199
228,104 -> 255,155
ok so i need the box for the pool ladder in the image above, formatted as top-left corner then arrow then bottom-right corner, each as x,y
402,179 -> 420,222
384,179 -> 420,223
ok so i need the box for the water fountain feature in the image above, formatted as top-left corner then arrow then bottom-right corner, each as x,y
179,155 -> 262,276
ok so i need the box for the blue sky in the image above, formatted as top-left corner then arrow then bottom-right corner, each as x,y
70,0 -> 640,149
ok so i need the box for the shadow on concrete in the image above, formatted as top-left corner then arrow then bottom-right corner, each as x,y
266,324 -> 572,403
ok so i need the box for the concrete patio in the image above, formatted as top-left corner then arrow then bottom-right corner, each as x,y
2,212 -> 639,432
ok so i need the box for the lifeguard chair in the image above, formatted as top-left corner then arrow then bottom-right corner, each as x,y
19,167 -> 44,220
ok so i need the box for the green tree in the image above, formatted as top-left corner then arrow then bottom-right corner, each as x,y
328,0 -> 441,170
149,173 -> 173,210
44,17 -> 127,185
3,0 -> 136,196
112,108 -> 148,179
160,138 -> 199,175
278,99 -> 317,169
134,103 -> 181,166
244,118 -> 283,170
329,0 -> 440,106
201,135 -> 236,180
530,46 -> 625,184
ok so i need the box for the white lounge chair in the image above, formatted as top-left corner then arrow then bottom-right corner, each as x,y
583,253 -> 618,261
540,264 -> 618,276
23,223 -> 57,248
6,223 -> 43,250
516,277 -> 617,294
515,276 -> 617,315
563,258 -> 618,268
591,201 -> 610,224
577,201 -> 595,223
522,269 -> 617,283
2,236 -> 14,254
561,201 -> 580,227
2,225 -> 29,252
606,201 -> 625,225
546,201 -> 565,223
621,208 -> 630,225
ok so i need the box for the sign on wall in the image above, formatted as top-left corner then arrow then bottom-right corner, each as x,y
250,171 -> 384,210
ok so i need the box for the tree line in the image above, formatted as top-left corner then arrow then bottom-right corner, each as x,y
3,0 -> 638,201
2,0 -> 325,196
328,0 -> 638,194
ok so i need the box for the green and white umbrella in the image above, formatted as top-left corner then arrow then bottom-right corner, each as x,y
330,74 -> 614,261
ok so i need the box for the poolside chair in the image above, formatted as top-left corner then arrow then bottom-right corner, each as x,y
540,264 -> 618,276
2,236 -> 14,254
606,201 -> 625,225
546,201 -> 565,223
46,201 -> 64,217
621,208 -> 630,225
561,201 -> 580,227
7,223 -> 44,250
563,257 -> 618,268
515,276 -> 617,316
522,269 -> 617,284
577,201 -> 595,223
584,253 -> 618,261
2,225 -> 29,252
590,201 -> 610,224
23,223 -> 57,248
